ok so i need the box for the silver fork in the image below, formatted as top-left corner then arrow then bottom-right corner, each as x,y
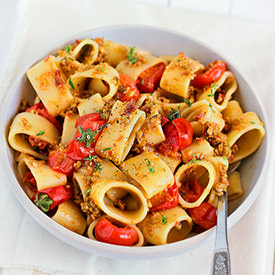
211,161 -> 241,275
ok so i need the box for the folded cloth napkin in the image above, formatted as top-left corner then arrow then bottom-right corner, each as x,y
0,0 -> 274,274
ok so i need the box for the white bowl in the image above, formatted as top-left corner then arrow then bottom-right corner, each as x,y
0,25 -> 270,259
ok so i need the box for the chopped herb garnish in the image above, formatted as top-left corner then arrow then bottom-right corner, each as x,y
188,154 -> 200,165
96,109 -> 104,119
77,126 -> 100,147
177,58 -> 181,62
250,121 -> 255,124
161,215 -> 168,225
149,166 -> 155,174
101,66 -> 104,72
209,103 -> 215,113
141,79 -> 145,85
34,193 -> 53,213
85,189 -> 91,194
68,77 -> 75,90
208,83 -> 218,97
93,161 -> 103,174
183,98 -> 192,107
103,147 -> 111,151
36,130 -> 45,136
149,93 -> 152,96
152,114 -> 158,118
167,107 -> 181,121
83,153 -> 97,163
146,160 -> 151,166
83,109 -> 86,114
69,57 -> 74,61
65,44 -> 71,54
128,46 -> 137,64
178,105 -> 181,110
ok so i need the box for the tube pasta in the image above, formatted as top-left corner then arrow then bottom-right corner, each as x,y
120,152 -> 174,199
181,100 -> 225,136
222,100 -> 243,122
228,171 -> 244,201
198,71 -> 237,112
52,200 -> 86,235
70,63 -> 119,101
91,179 -> 148,224
61,112 -> 78,145
18,155 -> 67,191
116,54 -> 166,81
175,159 -> 217,208
95,100 -> 145,165
77,93 -> 104,116
8,112 -> 60,160
226,112 -> 265,163
156,153 -> 181,173
160,54 -> 204,98
72,39 -> 99,65
138,206 -> 193,245
26,55 -> 73,116
87,216 -> 144,247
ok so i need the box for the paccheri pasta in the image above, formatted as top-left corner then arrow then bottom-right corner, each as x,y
8,38 -> 265,247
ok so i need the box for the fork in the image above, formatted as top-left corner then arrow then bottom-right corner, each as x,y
211,161 -> 241,275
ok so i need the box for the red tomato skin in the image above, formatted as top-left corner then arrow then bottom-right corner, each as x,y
136,63 -> 166,93
191,61 -> 226,89
48,149 -> 76,176
171,118 -> 193,151
67,113 -> 107,160
149,182 -> 179,212
180,179 -> 203,203
188,202 -> 217,230
117,74 -> 140,102
95,218 -> 139,246
26,103 -> 62,132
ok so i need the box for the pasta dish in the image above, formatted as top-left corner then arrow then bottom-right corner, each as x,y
8,38 -> 265,246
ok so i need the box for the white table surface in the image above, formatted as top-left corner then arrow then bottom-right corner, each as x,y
0,0 -> 274,274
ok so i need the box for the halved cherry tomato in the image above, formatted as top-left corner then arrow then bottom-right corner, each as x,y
188,202 -> 217,230
117,74 -> 140,102
179,179 -> 203,203
28,136 -> 48,155
67,113 -> 107,160
48,149 -> 76,176
136,63 -> 166,93
26,103 -> 62,132
158,117 -> 193,155
95,218 -> 139,246
149,182 -> 179,212
191,61 -> 226,89
24,172 -> 37,186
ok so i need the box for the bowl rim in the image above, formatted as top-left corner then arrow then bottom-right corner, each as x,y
0,24 -> 271,259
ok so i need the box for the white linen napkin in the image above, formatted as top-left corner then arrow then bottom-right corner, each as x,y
0,0 -> 274,274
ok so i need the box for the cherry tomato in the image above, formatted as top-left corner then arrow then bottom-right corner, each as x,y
67,113 -> 107,160
179,179 -> 203,203
149,182 -> 179,212
24,172 -> 37,186
188,202 -> 217,230
117,74 -> 140,102
48,149 -> 76,176
26,103 -> 62,132
95,218 -> 139,246
191,61 -> 226,89
158,117 -> 193,155
136,63 -> 166,93
28,136 -> 48,152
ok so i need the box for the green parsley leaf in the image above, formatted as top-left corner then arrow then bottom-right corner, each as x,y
83,153 -> 97,163
69,57 -> 74,61
103,147 -> 111,151
183,98 -> 192,107
36,130 -> 45,136
101,66 -> 104,72
177,58 -> 181,62
209,103 -> 215,113
149,166 -> 155,174
65,44 -> 71,54
152,114 -> 158,119
167,107 -> 181,121
34,193 -> 53,212
128,46 -> 137,64
85,189 -> 91,194
83,109 -> 86,114
187,154 -> 200,165
141,79 -> 145,85
207,83 -> 218,97
93,161 -> 103,174
250,121 -> 255,124
161,215 -> 168,225
68,77 -> 75,90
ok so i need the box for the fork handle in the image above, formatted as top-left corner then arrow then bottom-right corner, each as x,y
211,249 -> 231,275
